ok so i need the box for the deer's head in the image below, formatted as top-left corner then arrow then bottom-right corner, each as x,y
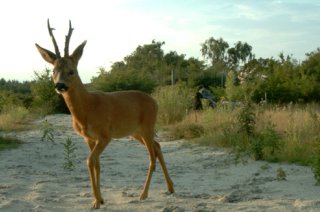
35,19 -> 86,94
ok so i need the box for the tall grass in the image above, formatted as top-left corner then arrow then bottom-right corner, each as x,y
153,83 -> 193,125
0,105 -> 30,131
167,103 -> 320,166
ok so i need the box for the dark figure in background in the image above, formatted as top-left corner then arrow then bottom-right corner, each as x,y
198,86 -> 217,108
193,92 -> 203,110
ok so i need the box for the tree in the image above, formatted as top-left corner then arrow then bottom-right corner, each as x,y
201,37 -> 229,66
31,69 -> 68,114
225,71 -> 242,101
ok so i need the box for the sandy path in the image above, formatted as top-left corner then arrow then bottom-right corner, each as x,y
1,114 -> 320,211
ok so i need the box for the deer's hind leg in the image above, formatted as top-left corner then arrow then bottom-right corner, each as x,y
154,141 -> 174,193
133,134 -> 156,200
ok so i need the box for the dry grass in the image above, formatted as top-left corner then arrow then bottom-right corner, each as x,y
0,105 -> 31,131
168,103 -> 320,165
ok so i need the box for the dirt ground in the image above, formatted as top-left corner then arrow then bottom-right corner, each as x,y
1,114 -> 320,211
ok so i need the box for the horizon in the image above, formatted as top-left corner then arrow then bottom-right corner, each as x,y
0,0 -> 319,83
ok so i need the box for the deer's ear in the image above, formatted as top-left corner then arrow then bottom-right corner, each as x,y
70,40 -> 87,64
35,44 -> 57,65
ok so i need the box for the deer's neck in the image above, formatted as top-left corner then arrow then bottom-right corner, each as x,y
62,78 -> 89,123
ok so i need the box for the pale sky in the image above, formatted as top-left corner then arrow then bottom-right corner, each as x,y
0,0 -> 319,83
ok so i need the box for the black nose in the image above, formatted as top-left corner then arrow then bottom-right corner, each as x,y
55,83 -> 68,93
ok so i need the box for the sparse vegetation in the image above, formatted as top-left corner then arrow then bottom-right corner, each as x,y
152,83 -> 193,125
0,105 -> 30,131
63,137 -> 77,171
174,104 -> 320,170
0,136 -> 21,151
40,119 -> 55,143
276,168 -> 287,181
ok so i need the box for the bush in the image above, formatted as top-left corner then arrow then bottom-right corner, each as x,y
237,100 -> 256,137
170,122 -> 204,140
0,105 -> 29,131
31,69 -> 68,114
251,122 -> 283,161
0,90 -> 23,112
92,68 -> 156,94
152,83 -> 193,125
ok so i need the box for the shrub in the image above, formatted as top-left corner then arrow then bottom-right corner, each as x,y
153,83 -> 193,125
31,69 -> 68,115
237,100 -> 256,137
0,105 -> 29,131
63,137 -> 77,171
170,122 -> 204,140
92,68 -> 156,94
40,119 -> 55,143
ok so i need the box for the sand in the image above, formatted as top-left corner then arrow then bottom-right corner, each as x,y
0,114 -> 320,211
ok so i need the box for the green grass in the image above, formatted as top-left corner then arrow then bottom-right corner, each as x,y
0,136 -> 22,151
165,103 -> 320,166
0,105 -> 30,131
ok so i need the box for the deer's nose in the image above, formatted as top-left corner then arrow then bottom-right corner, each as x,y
55,83 -> 68,93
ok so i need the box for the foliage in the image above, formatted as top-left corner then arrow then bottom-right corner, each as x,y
276,168 -> 287,181
0,105 -> 30,131
190,68 -> 224,88
225,71 -> 243,101
63,137 -> 77,171
152,83 -> 193,125
0,136 -> 21,151
251,121 -> 283,161
92,40 -> 208,93
0,78 -> 31,94
91,67 -> 156,93
237,101 -> 256,138
169,122 -> 204,140
174,103 -> 320,167
40,119 -> 55,143
238,54 -> 320,104
31,69 -> 68,114
201,37 -> 253,69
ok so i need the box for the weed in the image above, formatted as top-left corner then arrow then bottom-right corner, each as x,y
0,105 -> 29,131
276,168 -> 287,181
40,119 -> 55,143
237,100 -> 256,138
170,122 -> 204,140
0,136 -> 21,151
63,137 -> 77,171
250,136 -> 264,160
252,121 -> 283,161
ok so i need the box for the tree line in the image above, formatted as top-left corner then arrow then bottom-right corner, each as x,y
1,36 -> 320,114
92,37 -> 320,104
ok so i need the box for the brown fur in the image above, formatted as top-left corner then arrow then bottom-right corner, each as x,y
35,20 -> 174,209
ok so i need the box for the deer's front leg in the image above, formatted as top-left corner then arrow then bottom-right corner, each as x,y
86,139 -> 109,209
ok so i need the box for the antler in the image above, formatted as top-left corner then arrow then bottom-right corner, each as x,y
64,20 -> 74,57
47,19 -> 61,58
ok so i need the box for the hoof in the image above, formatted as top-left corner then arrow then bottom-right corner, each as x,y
139,192 -> 148,200
91,199 -> 101,209
168,187 -> 175,193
